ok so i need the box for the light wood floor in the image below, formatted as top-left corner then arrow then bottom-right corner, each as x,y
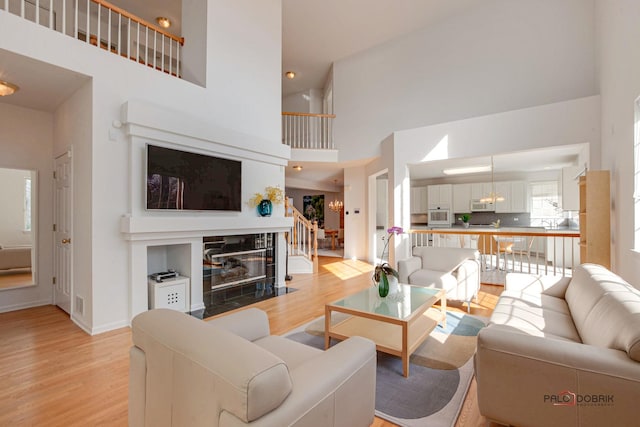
0,256 -> 503,426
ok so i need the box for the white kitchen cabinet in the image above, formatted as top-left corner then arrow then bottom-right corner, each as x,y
494,181 -> 528,213
410,186 -> 429,213
470,182 -> 493,201
510,181 -> 528,212
493,182 -> 511,213
427,184 -> 452,209
561,166 -> 581,211
453,183 -> 472,213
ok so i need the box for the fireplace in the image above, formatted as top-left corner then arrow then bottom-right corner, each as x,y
202,233 -> 276,312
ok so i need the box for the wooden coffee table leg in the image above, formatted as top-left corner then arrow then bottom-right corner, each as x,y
441,294 -> 447,328
324,305 -> 331,349
402,322 -> 409,377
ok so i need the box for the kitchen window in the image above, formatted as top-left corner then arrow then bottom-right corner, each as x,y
529,181 -> 561,228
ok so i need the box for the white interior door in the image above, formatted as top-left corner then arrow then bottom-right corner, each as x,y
53,151 -> 73,314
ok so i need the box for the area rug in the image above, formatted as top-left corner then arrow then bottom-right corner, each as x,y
285,311 -> 487,427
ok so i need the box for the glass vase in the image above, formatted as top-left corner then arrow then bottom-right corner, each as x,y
257,199 -> 273,217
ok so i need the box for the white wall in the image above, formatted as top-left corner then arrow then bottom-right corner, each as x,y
596,0 -> 640,286
333,0 -> 597,162
0,0 -> 283,332
0,103 -> 54,312
0,168 -> 32,246
283,89 -> 323,113
53,81 -> 94,330
344,165 -> 368,260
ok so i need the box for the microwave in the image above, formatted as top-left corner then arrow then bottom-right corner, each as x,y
428,209 -> 451,226
470,199 -> 495,212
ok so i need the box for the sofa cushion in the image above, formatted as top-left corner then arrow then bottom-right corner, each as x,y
565,264 -> 640,361
412,246 -> 478,273
408,268 -> 458,293
490,291 -> 581,342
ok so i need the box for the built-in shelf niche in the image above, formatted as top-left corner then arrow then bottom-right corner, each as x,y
147,243 -> 191,278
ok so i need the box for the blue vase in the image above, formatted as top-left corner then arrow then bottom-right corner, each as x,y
257,199 -> 273,217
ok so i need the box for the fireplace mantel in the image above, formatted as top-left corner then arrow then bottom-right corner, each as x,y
121,215 -> 293,241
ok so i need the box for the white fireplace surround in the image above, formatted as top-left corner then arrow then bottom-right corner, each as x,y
119,101 -> 292,319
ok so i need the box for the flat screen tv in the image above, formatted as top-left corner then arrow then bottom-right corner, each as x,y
146,144 -> 242,211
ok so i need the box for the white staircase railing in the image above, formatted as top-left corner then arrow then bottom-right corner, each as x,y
285,200 -> 319,273
2,0 -> 184,77
282,112 -> 336,150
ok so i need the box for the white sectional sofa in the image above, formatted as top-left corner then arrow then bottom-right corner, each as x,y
129,308 -> 377,427
397,246 -> 481,311
475,263 -> 640,427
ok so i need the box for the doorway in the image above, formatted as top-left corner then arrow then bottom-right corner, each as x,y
53,150 -> 73,314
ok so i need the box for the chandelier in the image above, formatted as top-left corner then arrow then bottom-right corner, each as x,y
329,199 -> 343,212
479,156 -> 505,203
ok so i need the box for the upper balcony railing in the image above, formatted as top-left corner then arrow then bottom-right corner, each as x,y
282,112 -> 336,150
2,0 -> 184,77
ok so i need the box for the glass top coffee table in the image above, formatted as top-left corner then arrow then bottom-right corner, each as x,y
325,284 -> 446,377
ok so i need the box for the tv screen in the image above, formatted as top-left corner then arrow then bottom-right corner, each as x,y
146,145 -> 242,211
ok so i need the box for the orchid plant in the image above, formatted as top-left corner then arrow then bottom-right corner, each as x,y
373,226 -> 403,297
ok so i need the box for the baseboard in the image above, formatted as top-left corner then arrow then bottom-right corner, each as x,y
0,299 -> 51,313
88,319 -> 130,335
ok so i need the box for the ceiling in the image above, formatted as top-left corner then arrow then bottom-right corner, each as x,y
0,49 -> 89,112
282,0 -> 477,96
0,2 -> 586,188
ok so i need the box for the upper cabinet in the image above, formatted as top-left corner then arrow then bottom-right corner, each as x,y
561,166 -> 581,211
410,186 -> 429,214
452,183 -> 471,213
494,181 -> 528,213
427,184 -> 452,209
470,182 -> 493,200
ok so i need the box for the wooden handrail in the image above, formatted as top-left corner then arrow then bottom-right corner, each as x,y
409,229 -> 579,238
93,0 -> 184,44
282,112 -> 336,119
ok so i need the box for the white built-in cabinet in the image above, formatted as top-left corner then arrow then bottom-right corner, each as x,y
453,183 -> 472,213
561,166 -> 581,211
410,186 -> 429,214
427,184 -> 452,209
494,181 -> 528,213
470,182 -> 493,201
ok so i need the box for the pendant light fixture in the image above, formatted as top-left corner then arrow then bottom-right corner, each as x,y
0,80 -> 19,96
328,179 -> 343,212
479,156 -> 505,203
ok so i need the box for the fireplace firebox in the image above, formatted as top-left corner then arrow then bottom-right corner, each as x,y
202,233 -> 276,310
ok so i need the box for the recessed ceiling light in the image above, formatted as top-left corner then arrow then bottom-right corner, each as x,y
156,17 -> 171,28
0,80 -> 19,96
442,165 -> 491,175
285,71 -> 296,79
292,165 -> 302,171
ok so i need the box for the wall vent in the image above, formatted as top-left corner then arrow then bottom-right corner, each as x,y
75,296 -> 84,315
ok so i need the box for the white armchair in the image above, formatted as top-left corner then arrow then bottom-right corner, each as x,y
129,308 -> 377,427
398,246 -> 481,312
